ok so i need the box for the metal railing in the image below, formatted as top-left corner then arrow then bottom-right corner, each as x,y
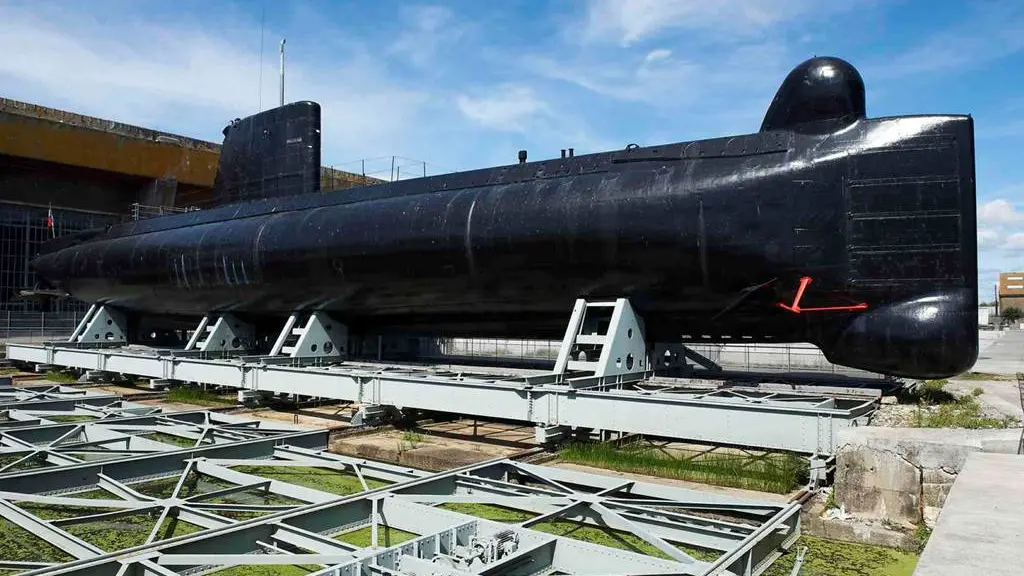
130,203 -> 200,221
0,311 -> 79,349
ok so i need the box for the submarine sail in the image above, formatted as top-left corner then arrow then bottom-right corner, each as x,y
30,57 -> 979,379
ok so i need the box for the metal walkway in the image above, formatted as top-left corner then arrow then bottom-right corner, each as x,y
7,342 -> 878,455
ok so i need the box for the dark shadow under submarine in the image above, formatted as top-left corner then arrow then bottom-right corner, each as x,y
31,56 -> 979,380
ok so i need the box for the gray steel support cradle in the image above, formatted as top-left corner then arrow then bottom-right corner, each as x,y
6,342 -> 877,455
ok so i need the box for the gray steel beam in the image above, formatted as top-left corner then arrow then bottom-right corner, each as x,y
7,343 -> 875,454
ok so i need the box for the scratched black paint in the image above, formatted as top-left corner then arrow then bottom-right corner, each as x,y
32,58 -> 978,378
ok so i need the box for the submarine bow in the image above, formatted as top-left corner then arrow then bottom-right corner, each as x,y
31,56 -> 979,379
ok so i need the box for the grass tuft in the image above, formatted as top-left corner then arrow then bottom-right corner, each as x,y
915,395 -> 1016,429
559,441 -> 807,494
899,379 -> 956,405
44,369 -> 79,384
166,386 -> 236,406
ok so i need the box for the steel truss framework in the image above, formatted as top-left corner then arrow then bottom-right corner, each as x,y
8,343 -> 876,456
0,382 -> 123,411
0,441 -> 800,576
0,407 -> 326,477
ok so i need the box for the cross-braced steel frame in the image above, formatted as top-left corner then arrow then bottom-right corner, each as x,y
0,443 -> 799,576
0,382 -> 122,411
0,408 -> 328,478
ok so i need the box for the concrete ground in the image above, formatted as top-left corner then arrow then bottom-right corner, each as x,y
913,452 -> 1024,575
971,329 -> 1024,375
945,376 -> 1023,421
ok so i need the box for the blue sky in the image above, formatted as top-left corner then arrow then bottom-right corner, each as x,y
0,0 -> 1021,296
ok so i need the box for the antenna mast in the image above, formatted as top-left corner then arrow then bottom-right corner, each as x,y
279,38 -> 286,107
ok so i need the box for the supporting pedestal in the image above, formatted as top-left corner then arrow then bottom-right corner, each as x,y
554,298 -> 648,377
269,312 -> 348,358
69,304 -> 127,344
185,315 -> 254,352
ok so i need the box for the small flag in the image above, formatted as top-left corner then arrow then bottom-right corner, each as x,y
47,204 -> 55,237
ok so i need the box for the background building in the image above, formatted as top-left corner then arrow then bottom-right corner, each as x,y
998,271 -> 1024,315
0,97 -> 377,338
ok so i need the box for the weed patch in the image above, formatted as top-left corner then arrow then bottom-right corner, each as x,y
43,369 -> 79,384
64,512 -> 202,551
438,502 -> 537,522
559,441 -> 807,493
334,524 -> 418,547
915,396 -> 1017,429
231,465 -> 389,496
0,452 -> 52,471
898,379 -> 1016,429
211,566 -> 317,576
401,430 -> 424,449
899,380 -> 956,405
0,517 -> 74,563
46,414 -> 99,423
764,535 -> 918,576
130,471 -> 235,499
532,519 -> 720,561
166,386 -> 236,406
144,431 -> 205,448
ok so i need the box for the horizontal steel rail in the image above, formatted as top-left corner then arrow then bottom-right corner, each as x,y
7,343 -> 876,454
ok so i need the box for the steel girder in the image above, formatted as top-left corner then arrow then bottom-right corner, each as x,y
6,343 -> 877,454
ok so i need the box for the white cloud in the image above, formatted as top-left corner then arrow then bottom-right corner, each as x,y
978,198 -> 1024,226
644,49 -> 672,63
388,5 -> 468,68
1003,233 -> 1024,251
978,228 -> 1002,249
0,4 -> 438,165
456,85 -> 549,132
576,0 -> 813,46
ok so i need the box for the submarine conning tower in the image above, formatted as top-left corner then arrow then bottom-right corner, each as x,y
760,56 -> 866,133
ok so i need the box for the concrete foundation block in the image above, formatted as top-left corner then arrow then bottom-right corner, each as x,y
834,427 -> 1022,526
801,504 -> 920,551
921,467 -> 957,485
922,506 -> 941,529
835,444 -> 920,523
922,482 -> 953,510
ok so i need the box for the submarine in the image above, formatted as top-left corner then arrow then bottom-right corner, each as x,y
30,56 -> 979,379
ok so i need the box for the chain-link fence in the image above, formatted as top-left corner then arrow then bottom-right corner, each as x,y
0,311 -> 79,348
420,336 -> 881,377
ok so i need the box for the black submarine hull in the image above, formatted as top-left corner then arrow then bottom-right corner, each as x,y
31,58 -> 979,379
